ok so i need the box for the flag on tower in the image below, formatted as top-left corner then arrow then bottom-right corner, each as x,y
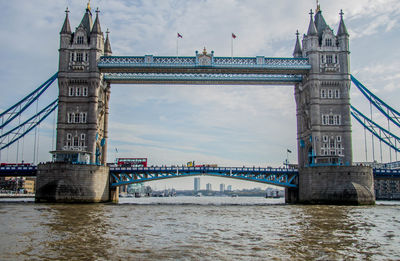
177,32 -> 183,38
232,33 -> 237,39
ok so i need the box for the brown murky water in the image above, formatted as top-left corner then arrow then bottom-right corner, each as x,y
0,198 -> 399,260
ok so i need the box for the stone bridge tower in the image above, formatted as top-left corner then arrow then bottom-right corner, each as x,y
287,6 -> 375,205
35,4 -> 115,203
294,6 -> 351,168
55,4 -> 112,165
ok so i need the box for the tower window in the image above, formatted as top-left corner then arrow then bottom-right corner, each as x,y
73,136 -> 79,147
329,115 -> 334,125
322,115 -> 327,125
337,136 -> 342,142
328,90 -> 333,98
77,53 -> 83,62
68,113 -> 73,123
334,115 -> 341,125
335,90 -> 340,99
76,87 -> 81,96
325,38 -> 332,47
85,53 -> 89,62
67,133 -> 72,140
70,52 -> 75,62
81,133 -> 86,140
326,55 -> 333,64
68,87 -> 74,96
77,36 -> 84,45
323,135 -> 328,142
74,113 -> 80,123
83,87 -> 88,96
321,89 -> 326,98
81,112 -> 87,123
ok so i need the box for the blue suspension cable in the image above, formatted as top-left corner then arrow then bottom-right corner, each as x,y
0,100 -> 58,150
0,73 -> 58,129
351,105 -> 400,153
351,74 -> 400,129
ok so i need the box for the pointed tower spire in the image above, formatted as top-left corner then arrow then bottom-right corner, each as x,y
60,7 -> 71,34
314,5 -> 329,41
293,30 -> 302,57
307,9 -> 318,36
104,29 -> 112,56
337,10 -> 349,36
91,8 -> 102,34
79,2 -> 93,37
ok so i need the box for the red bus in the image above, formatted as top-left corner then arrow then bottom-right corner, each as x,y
116,158 -> 147,167
0,163 -> 31,167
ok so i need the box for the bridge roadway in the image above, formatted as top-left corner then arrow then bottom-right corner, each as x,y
1,165 -> 400,188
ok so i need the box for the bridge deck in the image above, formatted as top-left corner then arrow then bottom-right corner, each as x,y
98,56 -> 311,85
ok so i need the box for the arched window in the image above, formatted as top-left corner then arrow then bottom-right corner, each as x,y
77,36 -> 84,44
325,38 -> 332,47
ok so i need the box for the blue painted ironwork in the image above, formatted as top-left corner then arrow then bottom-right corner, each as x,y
1,165 -> 397,185
0,99 -> 58,150
351,105 -> 400,152
0,73 -> 58,130
373,168 -> 400,177
104,73 -> 303,83
351,75 -> 400,129
98,56 -> 310,70
109,166 -> 299,188
0,165 -> 37,177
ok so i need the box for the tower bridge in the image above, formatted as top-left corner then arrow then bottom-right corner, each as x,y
4,3 -> 400,204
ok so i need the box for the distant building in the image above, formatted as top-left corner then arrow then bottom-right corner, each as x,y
220,183 -> 225,192
227,185 -> 232,191
206,183 -> 212,191
375,179 -> 400,200
194,177 -> 200,192
24,177 -> 36,194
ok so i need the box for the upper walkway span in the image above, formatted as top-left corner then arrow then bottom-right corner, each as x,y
97,55 -> 310,85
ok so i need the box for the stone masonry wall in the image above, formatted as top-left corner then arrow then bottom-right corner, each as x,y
299,166 -> 375,205
36,163 -> 110,203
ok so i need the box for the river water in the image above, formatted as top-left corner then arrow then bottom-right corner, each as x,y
0,197 -> 399,260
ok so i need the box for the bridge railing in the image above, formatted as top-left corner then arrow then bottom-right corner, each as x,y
98,56 -> 311,70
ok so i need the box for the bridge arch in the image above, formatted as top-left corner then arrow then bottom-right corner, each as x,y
110,166 -> 298,188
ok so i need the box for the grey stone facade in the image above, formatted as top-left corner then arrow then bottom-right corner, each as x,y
35,162 -> 110,203
294,8 -> 351,168
56,6 -> 111,165
298,166 -> 375,205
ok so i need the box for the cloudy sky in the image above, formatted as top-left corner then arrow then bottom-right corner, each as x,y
0,0 -> 399,189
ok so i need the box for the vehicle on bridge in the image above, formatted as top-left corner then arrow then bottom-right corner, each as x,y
0,163 -> 31,167
116,158 -> 147,167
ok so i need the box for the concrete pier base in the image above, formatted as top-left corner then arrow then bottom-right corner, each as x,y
294,166 -> 375,205
110,186 -> 119,203
35,163 -> 110,203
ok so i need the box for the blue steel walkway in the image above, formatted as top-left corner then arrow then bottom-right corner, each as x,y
109,166 -> 299,188
1,165 -> 399,188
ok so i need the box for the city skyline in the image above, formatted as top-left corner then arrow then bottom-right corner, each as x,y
0,0 -> 399,189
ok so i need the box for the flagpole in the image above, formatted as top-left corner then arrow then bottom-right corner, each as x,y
231,35 -> 233,59
176,36 -> 179,57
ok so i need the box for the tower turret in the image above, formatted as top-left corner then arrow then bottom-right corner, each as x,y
293,30 -> 303,58
59,8 -> 72,72
337,10 -> 349,52
104,29 -> 112,56
79,3 -> 93,41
